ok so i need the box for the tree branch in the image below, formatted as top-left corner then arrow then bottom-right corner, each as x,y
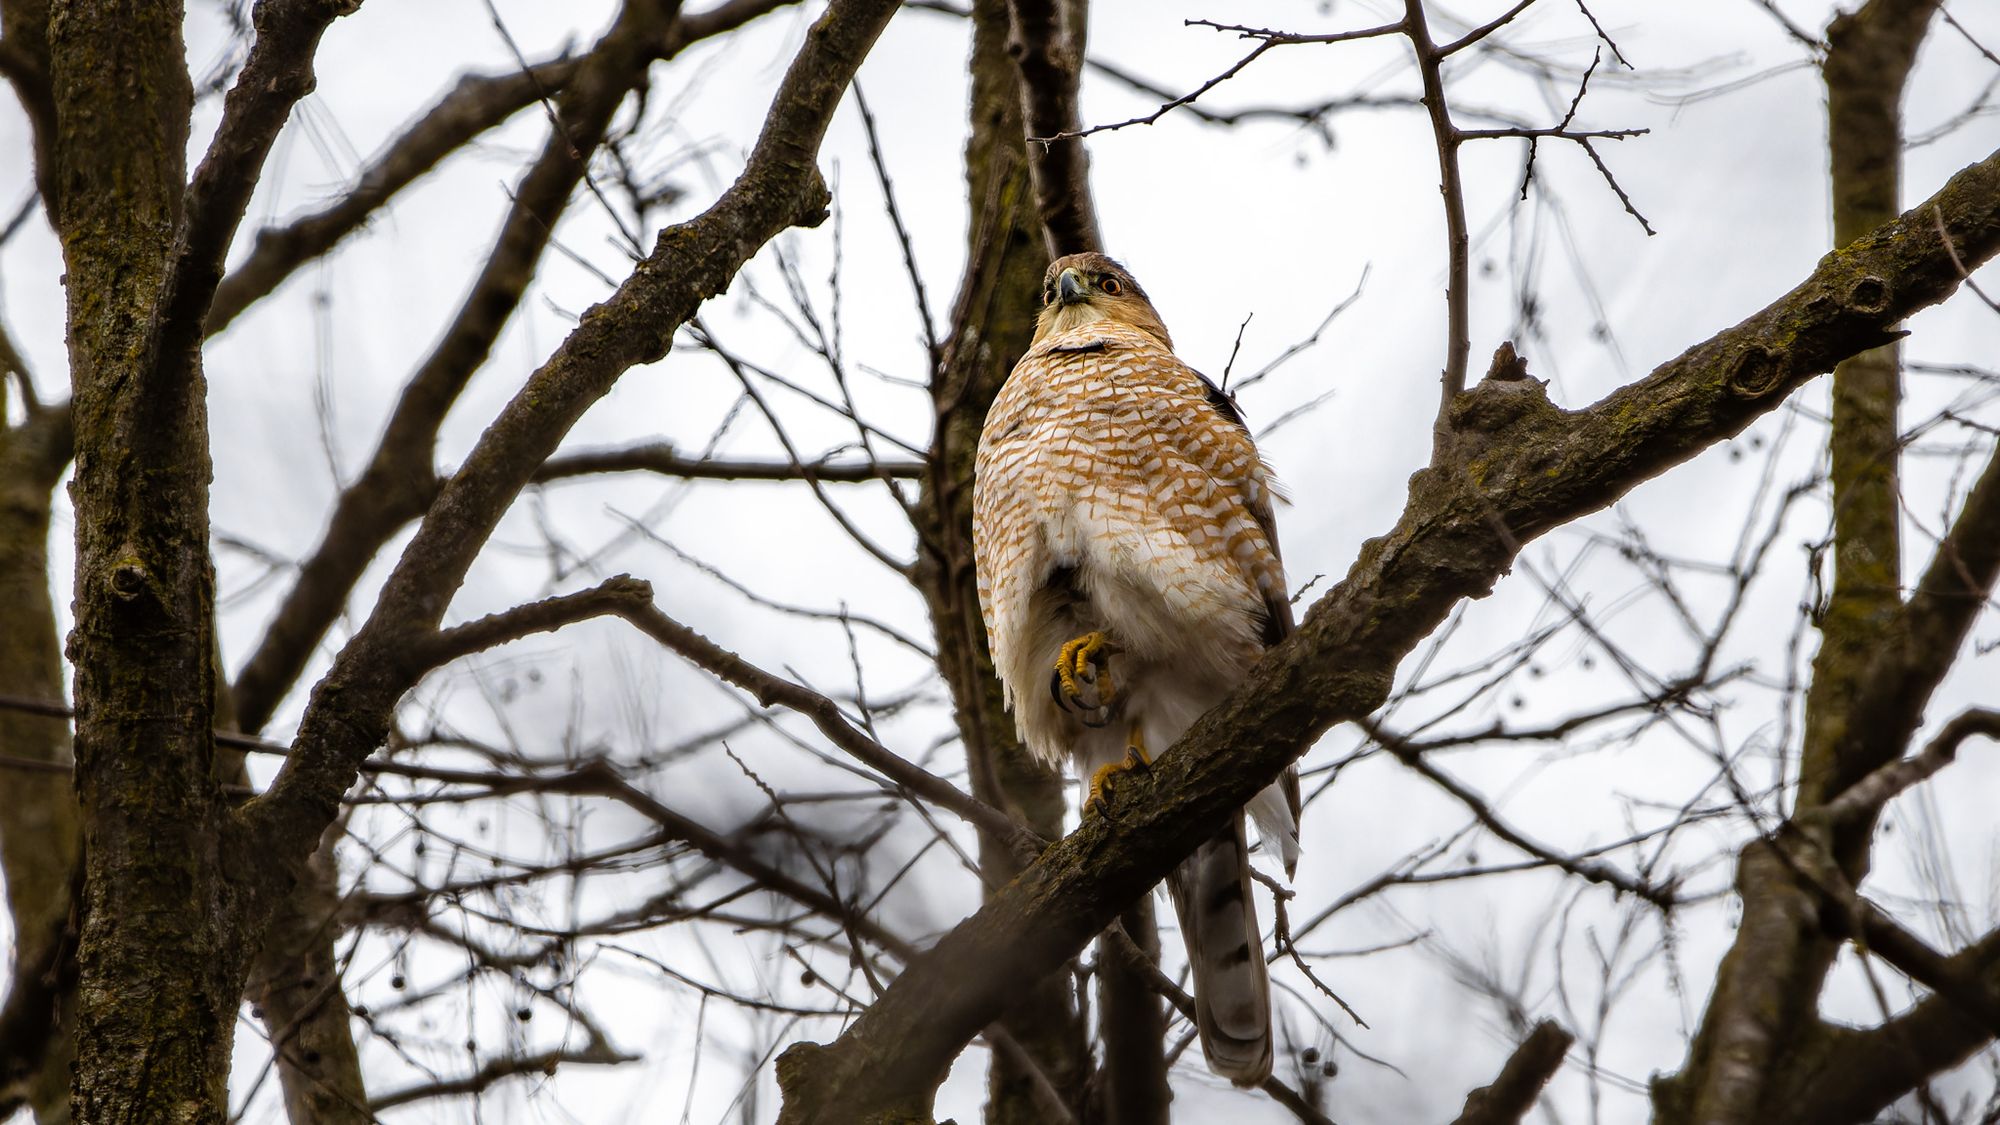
1404,0 -> 1475,438
206,54 -> 579,334
771,144 -> 2000,1125
233,0 -> 903,908
534,442 -> 924,483
421,574 -> 657,668
612,601 -> 1039,860
1775,929 -> 2000,1124
1448,1019 -> 1574,1125
206,0 -> 805,335
1006,0 -> 1101,255
229,0 -> 681,733
1816,708 -> 2000,830
161,0 -> 360,362
1822,441 -> 2000,802
367,1040 -> 636,1112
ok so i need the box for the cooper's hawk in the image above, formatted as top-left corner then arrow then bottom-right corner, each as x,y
972,252 -> 1301,1086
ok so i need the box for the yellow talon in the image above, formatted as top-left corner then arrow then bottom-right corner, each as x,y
1053,631 -> 1119,717
1084,730 -> 1151,816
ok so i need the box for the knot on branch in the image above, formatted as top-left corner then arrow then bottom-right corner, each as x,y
109,562 -> 149,601
795,166 -> 832,229
1448,369 -> 1554,436
1845,274 -> 1892,315
1442,347 -> 1561,473
1726,345 -> 1785,398
1483,340 -> 1530,382
775,1041 -> 945,1125
104,549 -> 160,611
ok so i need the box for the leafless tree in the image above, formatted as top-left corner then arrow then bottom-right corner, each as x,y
0,2 -> 1996,1124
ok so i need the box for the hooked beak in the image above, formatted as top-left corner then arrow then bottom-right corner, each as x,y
1057,267 -> 1087,306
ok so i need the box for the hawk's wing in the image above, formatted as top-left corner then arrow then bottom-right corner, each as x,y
1193,369 -> 1293,646
1192,366 -> 1303,871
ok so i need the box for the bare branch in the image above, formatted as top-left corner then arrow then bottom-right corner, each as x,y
612,601 -> 1040,860
1188,18 -> 1410,47
851,82 -> 940,361
1403,0 -> 1475,436
163,0 -> 361,357
1045,38 -> 1281,141
1816,708 -> 2000,829
1007,0 -> 1102,255
229,0 -> 682,733
1818,441 -> 2000,803
1448,1019 -> 1574,1125
1483,50 -> 1656,238
367,1040 -> 636,1112
237,0 -> 903,889
1745,0 -> 1828,54
1935,201 -> 2000,311
207,55 -> 578,334
421,574 -> 656,668
1371,726 -> 1677,906
1438,0 -> 1542,57
535,442 -> 923,483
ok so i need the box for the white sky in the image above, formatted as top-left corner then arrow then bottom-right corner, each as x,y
3,1 -> 1999,1122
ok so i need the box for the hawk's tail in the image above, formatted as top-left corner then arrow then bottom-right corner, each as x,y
1168,812 -> 1273,1086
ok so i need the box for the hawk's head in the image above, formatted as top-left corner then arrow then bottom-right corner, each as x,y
1032,252 -> 1172,350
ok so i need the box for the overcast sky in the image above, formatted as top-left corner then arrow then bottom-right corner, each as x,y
3,1 -> 1999,1122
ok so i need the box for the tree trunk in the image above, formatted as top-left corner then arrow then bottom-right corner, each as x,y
48,1 -> 245,1120
909,1 -> 1087,1120
1093,902 -> 1170,1125
1651,4 -> 1940,1121
0,401 -> 80,1125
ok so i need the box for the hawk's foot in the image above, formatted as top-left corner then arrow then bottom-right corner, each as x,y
1051,631 -> 1119,726
1084,733 -> 1151,818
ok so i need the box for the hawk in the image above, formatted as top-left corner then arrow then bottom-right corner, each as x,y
972,252 -> 1301,1086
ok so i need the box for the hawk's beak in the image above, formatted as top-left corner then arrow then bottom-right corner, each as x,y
1057,268 -> 1087,306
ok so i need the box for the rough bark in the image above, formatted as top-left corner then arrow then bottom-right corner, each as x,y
909,0 -> 1087,1120
51,0 -> 366,1120
49,0 -> 230,1117
773,143 -> 2000,1125
1772,931 -> 2000,1124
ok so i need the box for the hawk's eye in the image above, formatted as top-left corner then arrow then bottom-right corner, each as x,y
1100,277 -> 1124,296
